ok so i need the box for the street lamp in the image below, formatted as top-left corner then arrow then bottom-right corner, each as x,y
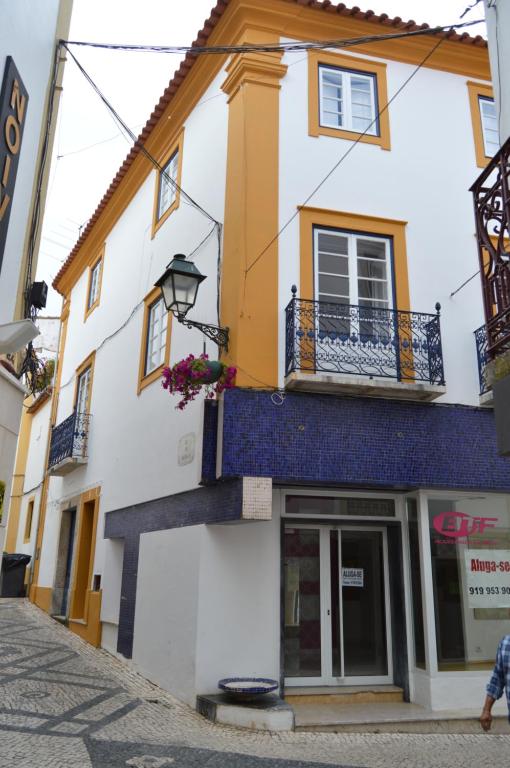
155,254 -> 229,352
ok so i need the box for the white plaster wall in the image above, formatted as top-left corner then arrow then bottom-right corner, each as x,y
0,2 -> 64,324
278,48 -> 490,405
484,0 -> 510,146
37,66 -> 229,592
195,514 -> 281,695
100,538 -> 124,625
132,526 -> 201,706
23,399 -> 51,495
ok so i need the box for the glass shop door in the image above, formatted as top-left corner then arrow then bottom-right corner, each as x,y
284,525 -> 392,686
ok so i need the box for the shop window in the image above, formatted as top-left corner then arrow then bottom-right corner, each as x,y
428,496 -> 510,672
407,498 -> 425,669
286,495 -> 395,517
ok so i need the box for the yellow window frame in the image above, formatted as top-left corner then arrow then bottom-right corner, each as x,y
467,80 -> 496,169
23,497 -> 35,543
137,286 -> 172,394
74,351 -> 96,414
308,50 -> 391,150
151,129 -> 185,237
84,245 -> 105,321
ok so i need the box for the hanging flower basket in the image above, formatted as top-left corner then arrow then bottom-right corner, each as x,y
162,353 -> 236,410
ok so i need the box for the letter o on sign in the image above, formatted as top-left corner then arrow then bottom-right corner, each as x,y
5,114 -> 20,154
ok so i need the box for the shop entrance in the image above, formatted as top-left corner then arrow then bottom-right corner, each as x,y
284,525 -> 392,686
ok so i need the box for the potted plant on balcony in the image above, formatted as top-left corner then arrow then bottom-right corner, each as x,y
162,353 -> 236,410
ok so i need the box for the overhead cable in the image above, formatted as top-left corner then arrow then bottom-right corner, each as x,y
61,18 -> 485,56
245,34 -> 447,277
62,44 -> 220,227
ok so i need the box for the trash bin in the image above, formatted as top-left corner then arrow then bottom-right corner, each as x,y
0,553 -> 31,597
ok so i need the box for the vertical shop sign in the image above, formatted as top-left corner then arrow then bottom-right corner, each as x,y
464,549 -> 510,608
0,57 -> 29,275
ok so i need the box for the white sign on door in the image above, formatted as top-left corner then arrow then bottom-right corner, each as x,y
464,549 -> 510,608
342,567 -> 364,587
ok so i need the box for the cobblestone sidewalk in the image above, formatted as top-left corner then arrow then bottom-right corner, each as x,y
0,599 -> 508,768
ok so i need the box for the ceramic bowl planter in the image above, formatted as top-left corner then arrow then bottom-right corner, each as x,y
218,677 -> 279,702
162,353 -> 236,410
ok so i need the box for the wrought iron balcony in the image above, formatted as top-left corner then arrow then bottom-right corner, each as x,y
48,411 -> 90,476
471,135 -> 510,360
474,323 -> 493,400
285,294 -> 445,400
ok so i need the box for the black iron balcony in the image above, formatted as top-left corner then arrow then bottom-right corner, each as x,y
285,294 -> 445,400
471,135 -> 510,360
48,411 -> 90,475
474,323 -> 491,398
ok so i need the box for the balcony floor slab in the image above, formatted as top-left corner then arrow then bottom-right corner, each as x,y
48,456 -> 87,477
285,372 -> 446,402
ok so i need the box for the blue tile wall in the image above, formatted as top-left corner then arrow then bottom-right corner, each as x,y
201,400 -> 218,484
219,389 -> 510,492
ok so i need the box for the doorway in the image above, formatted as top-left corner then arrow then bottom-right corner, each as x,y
52,508 -> 76,618
284,524 -> 392,686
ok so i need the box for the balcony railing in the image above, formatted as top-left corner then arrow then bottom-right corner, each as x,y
474,323 -> 490,397
48,411 -> 90,472
285,294 -> 445,386
471,134 -> 510,360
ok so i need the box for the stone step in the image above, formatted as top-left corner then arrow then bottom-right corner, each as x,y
291,699 -> 508,734
285,684 -> 404,705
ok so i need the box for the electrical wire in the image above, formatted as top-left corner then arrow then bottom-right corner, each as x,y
61,18 -> 485,56
62,43 -> 219,227
450,269 -> 480,298
245,33 -> 447,278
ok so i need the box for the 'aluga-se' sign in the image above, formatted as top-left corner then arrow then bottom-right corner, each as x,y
0,56 -> 29,275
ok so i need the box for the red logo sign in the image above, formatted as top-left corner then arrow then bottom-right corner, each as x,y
433,511 -> 498,540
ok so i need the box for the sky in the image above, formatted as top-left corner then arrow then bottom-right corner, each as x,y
37,0 -> 487,315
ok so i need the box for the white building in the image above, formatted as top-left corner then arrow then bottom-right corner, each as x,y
0,1 -> 73,555
11,0 -> 510,727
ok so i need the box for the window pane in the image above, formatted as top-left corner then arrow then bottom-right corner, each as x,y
479,97 -> 499,157
318,253 -> 348,276
158,150 -> 179,218
145,298 -> 168,375
357,259 -> 386,280
358,279 -> 388,301
88,262 -> 101,309
357,238 -> 386,260
286,495 -> 395,517
76,368 -> 90,414
284,528 -> 322,677
319,274 -> 349,297
318,232 -> 348,255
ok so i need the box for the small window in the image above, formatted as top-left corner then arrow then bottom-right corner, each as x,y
76,366 -> 92,414
138,287 -> 171,393
158,150 -> 179,220
24,499 -> 34,542
467,81 -> 497,168
84,247 -> 104,319
478,96 -> 499,157
88,260 -> 101,309
319,65 -> 378,136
